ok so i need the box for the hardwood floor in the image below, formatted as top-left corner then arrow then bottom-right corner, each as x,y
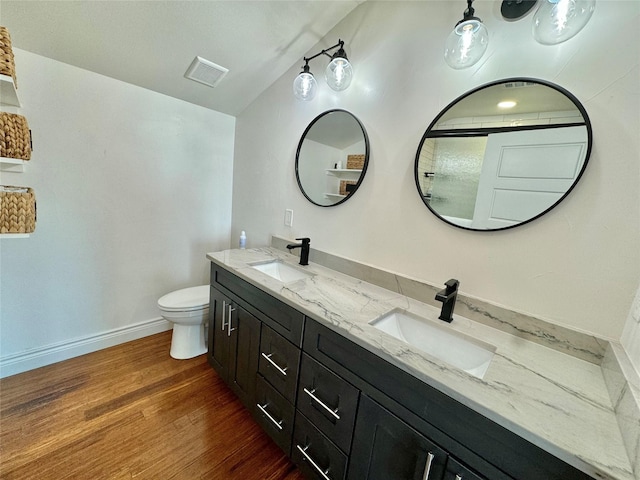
0,331 -> 305,480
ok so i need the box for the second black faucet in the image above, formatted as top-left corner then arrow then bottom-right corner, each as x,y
435,278 -> 459,323
286,237 -> 311,265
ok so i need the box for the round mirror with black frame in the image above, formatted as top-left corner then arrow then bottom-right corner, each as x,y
414,78 -> 592,231
296,109 -> 370,207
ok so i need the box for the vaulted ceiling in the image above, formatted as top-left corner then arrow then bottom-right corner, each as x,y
1,1 -> 361,115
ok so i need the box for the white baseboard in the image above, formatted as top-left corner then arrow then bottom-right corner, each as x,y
0,317 -> 172,379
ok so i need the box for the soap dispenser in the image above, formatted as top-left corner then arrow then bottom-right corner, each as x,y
239,231 -> 246,249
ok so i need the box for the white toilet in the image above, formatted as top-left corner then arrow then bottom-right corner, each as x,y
158,285 -> 210,359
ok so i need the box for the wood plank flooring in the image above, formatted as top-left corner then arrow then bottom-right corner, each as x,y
0,331 -> 305,480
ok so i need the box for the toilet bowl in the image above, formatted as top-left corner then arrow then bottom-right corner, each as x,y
158,285 -> 210,359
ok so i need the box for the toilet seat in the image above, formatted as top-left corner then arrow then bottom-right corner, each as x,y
158,285 -> 209,312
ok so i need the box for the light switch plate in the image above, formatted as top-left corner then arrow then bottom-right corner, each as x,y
284,209 -> 293,227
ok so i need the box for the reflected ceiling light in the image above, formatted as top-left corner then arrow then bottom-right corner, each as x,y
498,100 -> 517,108
293,39 -> 353,101
444,0 -> 489,70
532,0 -> 596,44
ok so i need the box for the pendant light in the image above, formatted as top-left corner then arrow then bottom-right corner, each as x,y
293,39 -> 353,101
532,0 -> 596,45
444,0 -> 489,70
293,62 -> 317,101
325,45 -> 353,92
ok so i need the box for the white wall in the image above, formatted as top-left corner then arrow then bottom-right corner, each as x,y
232,0 -> 640,339
0,49 -> 235,376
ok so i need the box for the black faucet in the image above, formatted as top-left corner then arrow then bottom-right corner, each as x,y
435,279 -> 459,323
286,237 -> 311,266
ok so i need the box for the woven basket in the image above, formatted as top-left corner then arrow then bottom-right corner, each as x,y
0,26 -> 17,87
1,186 -> 36,233
339,180 -> 357,196
0,112 -> 31,160
347,154 -> 365,170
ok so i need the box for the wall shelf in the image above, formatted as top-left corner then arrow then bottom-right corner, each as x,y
326,168 -> 362,178
0,74 -> 21,107
324,193 -> 346,200
0,233 -> 30,238
0,157 -> 27,172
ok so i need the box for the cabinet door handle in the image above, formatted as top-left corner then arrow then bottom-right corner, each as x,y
455,475 -> 463,480
227,306 -> 236,336
296,444 -> 332,480
256,403 -> 283,430
261,352 -> 288,376
303,387 -> 340,420
421,452 -> 435,480
221,301 -> 228,330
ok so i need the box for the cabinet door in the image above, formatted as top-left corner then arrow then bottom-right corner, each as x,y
228,303 -> 261,409
208,286 -> 231,381
348,395 -> 447,480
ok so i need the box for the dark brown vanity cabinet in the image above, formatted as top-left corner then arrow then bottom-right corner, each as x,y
208,264 -> 595,480
209,264 -> 305,456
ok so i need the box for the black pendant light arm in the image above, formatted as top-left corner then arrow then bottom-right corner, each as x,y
457,0 -> 482,25
302,39 -> 347,66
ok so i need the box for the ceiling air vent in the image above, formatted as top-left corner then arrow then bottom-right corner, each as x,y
184,56 -> 229,88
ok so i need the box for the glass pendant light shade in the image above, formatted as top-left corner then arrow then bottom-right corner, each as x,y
444,19 -> 489,69
293,68 -> 317,101
325,56 -> 353,91
533,0 -> 596,45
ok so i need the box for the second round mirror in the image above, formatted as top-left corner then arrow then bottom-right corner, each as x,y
415,78 -> 592,231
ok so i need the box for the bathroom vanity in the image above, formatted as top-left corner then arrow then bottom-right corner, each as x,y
206,247 -> 632,480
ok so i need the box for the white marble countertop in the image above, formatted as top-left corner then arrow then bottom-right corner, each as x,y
207,247 -> 633,480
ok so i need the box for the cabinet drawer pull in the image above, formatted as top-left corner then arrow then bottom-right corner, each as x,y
256,403 -> 283,430
227,306 -> 236,336
421,452 -> 435,480
303,387 -> 340,420
221,301 -> 228,330
296,444 -> 332,480
261,352 -> 288,376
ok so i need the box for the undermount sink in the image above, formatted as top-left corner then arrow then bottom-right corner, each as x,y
370,309 -> 495,379
250,260 -> 313,283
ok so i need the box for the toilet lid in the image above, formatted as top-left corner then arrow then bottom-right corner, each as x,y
158,285 -> 210,311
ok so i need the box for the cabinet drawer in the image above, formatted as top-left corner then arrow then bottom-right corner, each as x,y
292,411 -> 348,480
444,458 -> 486,480
211,264 -> 304,345
255,375 -> 295,456
259,325 -> 301,403
297,354 -> 359,454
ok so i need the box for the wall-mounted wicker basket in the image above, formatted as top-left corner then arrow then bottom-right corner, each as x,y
1,186 -> 36,233
339,180 -> 357,196
347,154 -> 365,170
0,112 -> 31,160
0,26 -> 17,87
